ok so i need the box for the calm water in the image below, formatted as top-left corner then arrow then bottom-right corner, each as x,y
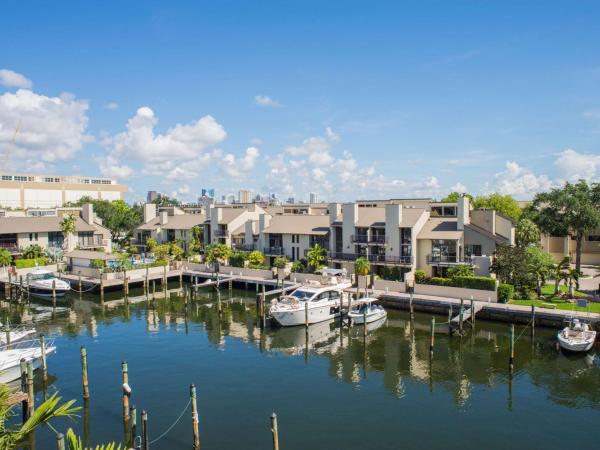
3,283 -> 600,450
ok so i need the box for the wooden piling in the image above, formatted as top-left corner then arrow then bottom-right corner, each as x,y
41,335 -> 49,381
304,301 -> 309,328
179,271 -> 183,289
52,279 -> 56,307
448,306 -> 452,336
141,410 -> 149,450
100,278 -> 105,303
459,299 -> 464,333
271,412 -> 279,450
26,361 -> 34,417
470,298 -> 475,325
363,309 -> 367,338
81,346 -> 89,399
190,384 -> 200,450
429,316 -> 435,356
509,324 -> 515,373
152,280 -> 156,298
19,275 -> 23,299
145,266 -> 149,292
20,359 -> 28,422
531,304 -> 535,330
7,272 -> 11,297
409,293 -> 414,317
122,361 -> 130,420
5,321 -> 10,348
78,274 -> 82,297
56,433 -> 65,450
130,405 -> 137,443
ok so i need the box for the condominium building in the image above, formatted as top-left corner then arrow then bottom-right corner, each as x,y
0,173 -> 127,209
238,189 -> 252,204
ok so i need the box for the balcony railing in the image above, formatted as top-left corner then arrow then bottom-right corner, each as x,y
264,247 -> 285,255
329,252 -> 413,265
427,254 -> 473,265
368,235 -> 387,244
0,242 -> 19,253
350,235 -> 368,244
78,236 -> 104,248
214,229 -> 228,238
328,252 -> 356,261
233,243 -> 255,251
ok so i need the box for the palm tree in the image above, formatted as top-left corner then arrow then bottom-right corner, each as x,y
205,243 -> 233,276
552,256 -> 571,295
354,256 -> 371,298
59,214 -> 77,252
306,244 -> 327,272
0,248 -> 11,274
0,386 -> 79,450
66,428 -> 121,450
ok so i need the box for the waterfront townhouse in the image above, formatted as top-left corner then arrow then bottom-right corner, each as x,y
135,204 -> 205,253
258,214 -> 331,264
204,203 -> 267,250
0,203 -> 111,255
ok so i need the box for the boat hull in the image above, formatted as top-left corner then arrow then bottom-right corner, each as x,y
0,347 -> 56,383
271,304 -> 341,327
29,286 -> 69,298
349,310 -> 387,325
557,329 -> 597,353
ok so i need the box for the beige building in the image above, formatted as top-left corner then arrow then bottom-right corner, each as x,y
0,173 -> 127,209
540,232 -> 600,266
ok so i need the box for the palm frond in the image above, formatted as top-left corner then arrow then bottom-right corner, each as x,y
66,427 -> 122,450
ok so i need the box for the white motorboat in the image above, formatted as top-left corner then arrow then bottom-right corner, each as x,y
0,327 -> 36,345
270,269 -> 351,327
348,298 -> 387,325
557,319 -> 597,353
26,268 -> 70,299
0,341 -> 56,383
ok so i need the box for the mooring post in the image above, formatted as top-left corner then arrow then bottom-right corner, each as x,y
363,309 -> 367,338
152,280 -> 156,299
179,271 -> 183,289
7,272 -> 11,297
81,346 -> 89,399
409,292 -> 414,318
56,433 -> 65,450
142,410 -> 149,450
145,266 -> 149,292
20,358 -> 28,423
448,305 -> 452,336
304,301 -> 309,328
531,304 -> 535,330
509,324 -> 515,373
19,275 -> 23,299
100,277 -> 105,303
130,405 -> 137,444
470,298 -> 475,325
271,412 -> 280,450
26,361 -> 34,417
122,361 -> 130,421
5,323 -> 10,349
459,298 -> 464,333
78,274 -> 82,296
163,264 -> 167,285
217,290 -> 222,316
52,279 -> 56,308
429,316 -> 435,356
190,384 -> 200,450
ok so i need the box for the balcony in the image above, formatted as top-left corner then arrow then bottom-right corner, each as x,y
350,235 -> 368,244
367,254 -> 413,265
233,243 -> 255,251
78,236 -> 105,249
214,229 -> 228,238
0,242 -> 19,253
368,235 -> 387,245
264,247 -> 285,255
328,252 -> 356,261
427,254 -> 473,265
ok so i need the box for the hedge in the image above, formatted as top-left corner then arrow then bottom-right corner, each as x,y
497,284 -> 514,303
414,270 -> 427,283
15,257 -> 49,269
420,275 -> 496,291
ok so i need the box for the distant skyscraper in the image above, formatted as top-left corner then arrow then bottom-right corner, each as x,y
225,193 -> 235,204
309,192 -> 318,203
147,191 -> 160,202
201,188 -> 215,198
238,189 -> 252,204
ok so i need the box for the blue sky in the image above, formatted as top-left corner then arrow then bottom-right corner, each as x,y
1,0 -> 599,203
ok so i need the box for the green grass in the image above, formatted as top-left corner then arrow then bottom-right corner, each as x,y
510,283 -> 598,313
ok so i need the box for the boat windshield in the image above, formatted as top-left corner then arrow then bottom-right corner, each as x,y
290,290 -> 314,301
28,272 -> 54,281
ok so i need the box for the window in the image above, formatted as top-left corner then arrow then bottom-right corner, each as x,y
400,228 -> 412,257
588,235 -> 600,242
2,175 -> 12,181
465,244 -> 482,257
329,291 -> 340,300
34,233 -> 38,240
29,233 -> 33,241
14,176 -> 27,181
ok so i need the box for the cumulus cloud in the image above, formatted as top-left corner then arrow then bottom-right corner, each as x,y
450,182 -> 467,193
105,102 -> 119,110
96,155 -> 134,179
0,69 -> 32,89
220,147 -> 260,177
0,89 -> 90,168
554,149 -> 600,182
492,161 -> 552,198
254,95 -> 281,107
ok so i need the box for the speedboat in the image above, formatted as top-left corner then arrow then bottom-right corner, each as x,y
557,319 -> 597,353
0,340 -> 56,383
26,268 -> 70,299
348,298 -> 387,325
270,270 -> 351,327
0,326 -> 36,345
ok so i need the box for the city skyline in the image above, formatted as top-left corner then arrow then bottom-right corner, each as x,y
1,1 -> 599,204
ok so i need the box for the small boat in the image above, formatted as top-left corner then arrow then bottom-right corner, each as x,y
26,268 -> 70,299
0,327 -> 36,345
348,298 -> 387,325
557,319 -> 597,353
0,341 -> 56,383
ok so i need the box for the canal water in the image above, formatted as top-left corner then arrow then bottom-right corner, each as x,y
3,283 -> 600,449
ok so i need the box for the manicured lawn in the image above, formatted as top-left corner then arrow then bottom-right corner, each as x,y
510,284 -> 599,313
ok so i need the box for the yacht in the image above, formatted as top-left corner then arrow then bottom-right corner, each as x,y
557,319 -> 597,353
270,269 -> 351,327
26,268 -> 70,299
0,340 -> 56,383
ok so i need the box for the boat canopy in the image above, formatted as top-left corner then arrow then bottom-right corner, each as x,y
317,268 -> 347,276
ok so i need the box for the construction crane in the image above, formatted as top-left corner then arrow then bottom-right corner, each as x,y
1,120 -> 21,171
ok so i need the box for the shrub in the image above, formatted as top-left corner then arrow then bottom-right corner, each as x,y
414,269 -> 427,283
272,256 -> 288,269
90,259 -> 105,269
229,251 -> 248,268
247,250 -> 266,267
429,277 -> 450,286
15,257 -> 49,269
291,260 -> 307,273
447,264 -> 474,278
498,284 -> 514,303
451,276 -> 496,291
382,266 -> 402,281
22,244 -> 45,259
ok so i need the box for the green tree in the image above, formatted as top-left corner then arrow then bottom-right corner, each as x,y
145,237 -> 158,252
551,256 -> 571,296
473,193 -> 522,221
22,244 -> 44,259
152,195 -> 181,207
0,248 -> 11,268
169,242 -> 185,260
291,259 -> 307,273
530,180 -> 600,275
247,250 -> 266,268
306,244 -> 327,272
440,192 -> 474,203
526,246 -> 555,297
188,225 -> 204,254
59,213 -> 77,251
0,387 -> 79,450
354,256 -> 371,297
204,243 -> 233,273
515,218 -> 541,247
152,244 -> 171,261
273,256 -> 288,269
491,244 -> 537,298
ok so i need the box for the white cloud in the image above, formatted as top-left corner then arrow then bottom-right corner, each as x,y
108,107 -> 226,163
250,137 -> 263,145
554,149 -> 600,182
220,146 -> 260,177
450,182 -> 468,193
492,161 -> 552,198
105,102 -> 119,110
254,95 -> 281,107
325,127 -> 340,143
0,69 -> 32,89
97,155 -> 134,180
0,89 -> 90,168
